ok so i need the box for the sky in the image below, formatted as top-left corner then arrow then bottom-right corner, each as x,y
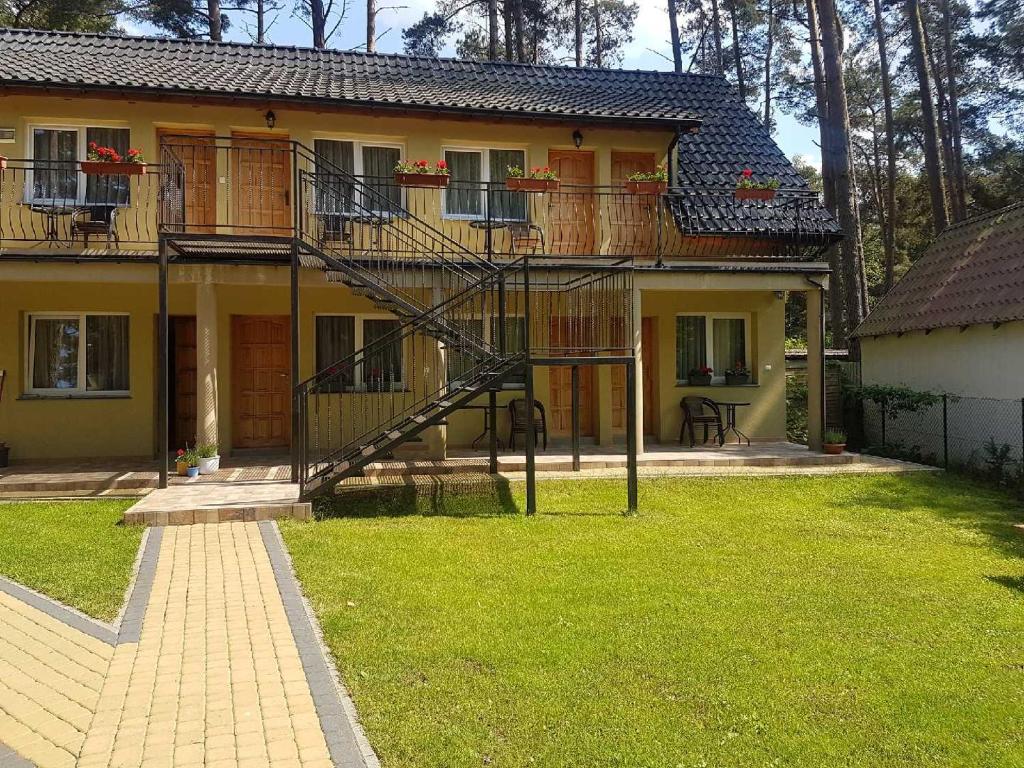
125,0 -> 822,167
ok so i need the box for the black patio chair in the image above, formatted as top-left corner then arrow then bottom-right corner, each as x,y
508,398 -> 547,451
679,396 -> 724,447
71,205 -> 120,247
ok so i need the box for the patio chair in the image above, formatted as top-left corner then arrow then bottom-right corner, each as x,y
71,205 -> 120,247
508,223 -> 545,255
679,396 -> 724,447
508,398 -> 548,451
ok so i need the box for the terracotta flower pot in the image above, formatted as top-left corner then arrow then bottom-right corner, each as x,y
394,173 -> 449,188
688,374 -> 713,386
735,187 -> 776,201
506,178 -> 560,192
823,443 -> 846,455
623,180 -> 667,194
81,161 -> 147,175
175,459 -> 189,476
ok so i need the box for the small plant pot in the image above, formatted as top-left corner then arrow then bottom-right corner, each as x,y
81,161 -> 147,175
688,374 -> 713,386
198,456 -> 220,475
394,173 -> 449,188
725,372 -> 750,385
186,466 -> 200,478
823,443 -> 846,455
0,443 -> 9,468
175,459 -> 189,477
735,187 -> 776,201
0,156 -> 7,170
623,180 -> 667,194
506,178 -> 560,192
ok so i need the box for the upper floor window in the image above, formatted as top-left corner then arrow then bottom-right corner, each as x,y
443,147 -> 527,221
675,313 -> 750,384
30,126 -> 131,207
313,138 -> 403,216
27,312 -> 130,395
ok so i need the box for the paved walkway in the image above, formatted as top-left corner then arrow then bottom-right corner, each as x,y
0,524 -> 375,768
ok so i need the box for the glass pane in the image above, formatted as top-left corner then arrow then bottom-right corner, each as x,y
85,128 -> 131,206
86,315 -> 130,391
447,319 -> 484,382
444,150 -> 483,217
363,319 -> 402,391
675,316 -> 707,380
313,139 -> 354,216
32,317 -> 79,389
362,146 -> 401,213
489,149 -> 526,221
33,128 -> 78,202
713,318 -> 746,374
316,316 -> 355,392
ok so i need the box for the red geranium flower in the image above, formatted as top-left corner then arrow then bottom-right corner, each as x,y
741,168 -> 754,178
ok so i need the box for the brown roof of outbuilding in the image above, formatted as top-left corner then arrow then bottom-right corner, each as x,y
853,202 -> 1024,337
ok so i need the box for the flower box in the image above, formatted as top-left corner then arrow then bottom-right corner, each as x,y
394,172 -> 449,188
735,187 -> 776,201
623,180 -> 667,194
823,442 -> 846,455
81,161 -> 147,176
724,372 -> 750,385
688,374 -> 712,386
506,178 -> 560,192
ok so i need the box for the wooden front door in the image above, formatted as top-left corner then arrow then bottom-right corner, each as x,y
642,317 -> 659,438
548,317 -> 595,437
159,130 -> 216,233
230,133 -> 292,236
169,316 -> 197,449
232,315 -> 290,450
611,151 -> 658,255
547,150 -> 595,254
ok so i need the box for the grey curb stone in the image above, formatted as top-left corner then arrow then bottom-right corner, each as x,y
0,574 -> 118,646
0,740 -> 35,767
117,526 -> 163,644
259,520 -> 379,768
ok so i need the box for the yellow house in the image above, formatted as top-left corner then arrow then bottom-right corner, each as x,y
0,29 -> 837,507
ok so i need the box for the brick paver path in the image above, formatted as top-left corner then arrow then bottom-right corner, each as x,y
0,523 -> 361,768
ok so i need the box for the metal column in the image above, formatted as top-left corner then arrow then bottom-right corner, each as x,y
625,358 -> 638,514
290,241 -> 301,484
157,241 -> 169,489
571,365 -> 581,472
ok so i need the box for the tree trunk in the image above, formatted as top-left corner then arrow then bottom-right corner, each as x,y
310,0 -> 327,48
906,0 -> 949,233
255,0 -> 265,42
513,0 -> 526,62
367,0 -> 376,52
941,0 -> 968,219
709,0 -> 724,74
764,0 -> 773,130
818,0 -> 865,339
208,0 -> 223,40
488,0 -> 499,59
924,20 -> 960,221
871,0 -> 897,292
868,114 -> 888,300
576,0 -> 585,66
594,0 -> 603,67
668,0 -> 683,73
504,0 -> 514,61
729,0 -> 745,97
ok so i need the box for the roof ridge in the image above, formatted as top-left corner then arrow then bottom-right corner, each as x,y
943,200 -> 1024,234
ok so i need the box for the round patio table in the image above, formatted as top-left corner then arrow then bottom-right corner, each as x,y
712,401 -> 751,446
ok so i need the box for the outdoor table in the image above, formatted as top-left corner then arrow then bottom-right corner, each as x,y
713,401 -> 752,446
28,204 -> 75,244
457,403 -> 504,450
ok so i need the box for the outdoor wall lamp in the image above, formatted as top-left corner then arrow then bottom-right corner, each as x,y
572,129 -> 584,149
265,110 -> 276,129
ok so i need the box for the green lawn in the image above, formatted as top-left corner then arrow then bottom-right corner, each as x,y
0,499 -> 144,622
281,474 -> 1024,768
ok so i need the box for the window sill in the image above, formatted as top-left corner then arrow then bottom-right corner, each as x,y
675,382 -> 759,388
19,393 -> 132,401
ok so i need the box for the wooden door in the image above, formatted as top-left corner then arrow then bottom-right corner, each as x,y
170,316 -> 197,449
232,315 -> 290,450
230,133 -> 292,236
548,317 -> 595,436
642,317 -> 659,438
610,151 -> 658,255
158,130 -> 216,233
547,150 -> 595,254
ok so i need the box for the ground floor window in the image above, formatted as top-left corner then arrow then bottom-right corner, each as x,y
315,315 -> 403,391
675,313 -> 749,383
28,312 -> 130,394
447,316 -> 527,385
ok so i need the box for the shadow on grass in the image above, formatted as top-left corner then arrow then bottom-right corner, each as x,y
314,474 -> 522,519
986,575 -> 1024,595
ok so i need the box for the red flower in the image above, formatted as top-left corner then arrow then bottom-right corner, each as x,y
128,148 -> 140,156
436,160 -> 447,169
741,168 -> 753,178
176,449 -> 185,457
88,141 -> 97,150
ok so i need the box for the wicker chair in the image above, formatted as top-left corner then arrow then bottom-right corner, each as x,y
71,205 -> 119,247
679,396 -> 724,447
508,398 -> 547,451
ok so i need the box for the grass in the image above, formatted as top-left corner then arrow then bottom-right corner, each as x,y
281,473 -> 1024,768
0,499 -> 144,622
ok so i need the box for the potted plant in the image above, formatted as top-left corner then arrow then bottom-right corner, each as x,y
183,447 -> 200,478
174,447 -> 190,476
624,164 -> 668,194
823,429 -> 847,455
197,443 -> 220,475
688,366 -> 713,386
81,142 -> 147,175
724,361 -> 750,385
506,165 -> 560,192
394,159 -> 449,188
735,168 -> 779,200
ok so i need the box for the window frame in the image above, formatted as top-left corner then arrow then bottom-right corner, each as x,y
310,136 -> 406,217
440,145 -> 528,222
25,311 -> 131,397
675,312 -> 752,385
314,313 -> 405,391
26,124 -> 132,207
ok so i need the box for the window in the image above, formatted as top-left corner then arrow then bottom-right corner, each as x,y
313,138 -> 402,215
675,314 -> 750,383
315,315 -> 403,391
446,315 -> 526,386
30,126 -> 131,206
28,313 -> 129,394
443,147 -> 527,220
